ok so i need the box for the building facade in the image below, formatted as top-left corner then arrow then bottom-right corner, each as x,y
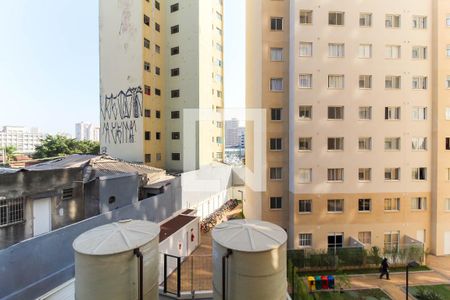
0,126 -> 46,154
246,0 -> 450,255
99,0 -> 224,172
75,122 -> 100,142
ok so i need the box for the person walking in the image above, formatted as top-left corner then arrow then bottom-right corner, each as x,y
379,258 -> 390,280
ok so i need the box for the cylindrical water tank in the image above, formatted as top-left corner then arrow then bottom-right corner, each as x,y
212,219 -> 287,300
73,219 -> 160,300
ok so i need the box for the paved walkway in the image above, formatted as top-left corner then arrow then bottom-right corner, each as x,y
349,255 -> 450,299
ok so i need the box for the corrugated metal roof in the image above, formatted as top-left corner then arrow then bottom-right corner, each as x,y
25,154 -> 97,171
0,167 -> 18,174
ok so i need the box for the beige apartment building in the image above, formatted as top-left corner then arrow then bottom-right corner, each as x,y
246,0 -> 450,255
99,0 -> 224,172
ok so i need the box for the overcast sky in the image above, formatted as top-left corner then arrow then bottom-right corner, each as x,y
0,0 -> 245,135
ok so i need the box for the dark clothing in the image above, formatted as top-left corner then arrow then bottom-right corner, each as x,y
379,259 -> 390,279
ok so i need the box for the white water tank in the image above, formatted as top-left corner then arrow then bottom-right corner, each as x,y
73,219 -> 160,300
212,219 -> 287,300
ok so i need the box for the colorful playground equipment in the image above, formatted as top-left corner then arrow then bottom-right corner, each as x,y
307,275 -> 335,292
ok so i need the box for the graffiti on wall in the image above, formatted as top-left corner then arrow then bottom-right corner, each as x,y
100,87 -> 143,144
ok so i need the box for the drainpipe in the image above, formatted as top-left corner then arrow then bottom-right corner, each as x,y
134,248 -> 143,300
222,249 -> 233,300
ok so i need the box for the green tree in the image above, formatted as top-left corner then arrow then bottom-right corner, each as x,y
33,135 -> 100,159
1,146 -> 17,162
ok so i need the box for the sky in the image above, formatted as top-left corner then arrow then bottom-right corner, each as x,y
0,0 -> 245,135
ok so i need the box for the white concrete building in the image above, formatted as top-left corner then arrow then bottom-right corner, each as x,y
0,126 -> 46,154
75,122 -> 100,142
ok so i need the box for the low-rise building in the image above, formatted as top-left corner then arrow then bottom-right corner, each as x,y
0,126 -> 46,154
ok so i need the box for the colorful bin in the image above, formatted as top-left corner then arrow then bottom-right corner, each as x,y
307,276 -> 316,292
321,276 -> 329,289
314,276 -> 322,290
327,275 -> 335,289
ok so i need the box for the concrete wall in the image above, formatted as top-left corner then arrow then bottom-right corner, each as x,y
98,173 -> 139,213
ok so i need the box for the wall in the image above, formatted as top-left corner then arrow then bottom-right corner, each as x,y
99,0 -> 144,162
98,173 -> 139,213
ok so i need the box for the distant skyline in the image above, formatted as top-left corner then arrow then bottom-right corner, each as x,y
0,1 -> 245,135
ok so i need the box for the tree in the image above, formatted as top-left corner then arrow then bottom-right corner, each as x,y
1,146 -> 17,162
33,135 -> 100,159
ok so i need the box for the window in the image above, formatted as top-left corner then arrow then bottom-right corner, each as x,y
445,199 -> 450,211
299,200 -> 312,213
171,111 -> 180,119
171,25 -> 179,34
411,197 -> 427,210
170,3 -> 179,13
155,66 -> 160,75
385,76 -> 401,89
271,17 -> 283,30
385,45 -> 401,59
299,42 -> 312,57
271,108 -> 282,121
360,13 -> 372,27
359,75 -> 372,89
385,168 -> 401,180
447,45 -> 450,57
144,15 -> 150,26
156,132 -> 161,140
145,109 -> 151,118
171,68 -> 180,77
384,198 -> 400,211
299,233 -> 312,247
299,106 -> 312,119
412,167 -> 427,180
270,138 -> 282,150
145,131 -> 151,140
145,154 -> 151,163
358,232 -> 372,244
299,168 -> 312,183
385,107 -> 401,120
447,16 -> 450,27
328,168 -> 344,181
172,153 -> 180,161
270,167 -> 282,180
155,1 -> 160,10
328,137 -> 344,151
270,48 -> 283,61
358,199 -> 371,212
300,10 -> 313,24
144,62 -> 151,72
328,106 -> 344,120
155,44 -> 160,53
144,38 -> 150,49
359,44 -> 372,58
328,199 -> 344,212
299,74 -> 312,88
172,132 -> 180,140
412,16 -> 427,29
144,85 -> 151,95
0,198 -> 25,227
299,137 -> 312,151
329,12 -> 344,26
171,47 -> 180,55
359,107 -> 372,120
386,14 -> 401,28
385,137 -> 401,150
412,137 -> 427,151
412,76 -> 428,90
328,75 -> 344,89
328,43 -> 345,58
155,111 -> 160,118
446,137 -> 450,150
384,231 -> 400,251
155,22 -> 160,32
216,11 -> 222,21
216,43 -> 223,52
270,78 -> 283,91
171,90 -> 180,98
446,77 -> 450,89
270,197 -> 282,209
411,107 -> 427,121
359,137 -> 372,151
328,233 -> 344,252
358,168 -> 371,181
412,46 -> 427,59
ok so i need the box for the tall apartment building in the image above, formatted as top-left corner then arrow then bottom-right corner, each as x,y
75,122 -> 100,142
246,0 -> 450,255
99,0 -> 224,171
0,126 -> 45,154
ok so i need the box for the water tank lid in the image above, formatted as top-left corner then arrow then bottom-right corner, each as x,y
73,219 -> 160,255
212,219 -> 287,252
